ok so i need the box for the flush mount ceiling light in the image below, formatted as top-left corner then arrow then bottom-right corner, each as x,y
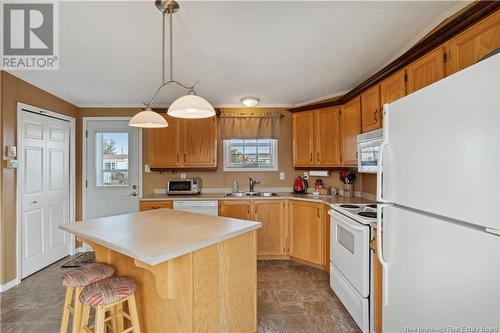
240,96 -> 260,108
129,0 -> 215,128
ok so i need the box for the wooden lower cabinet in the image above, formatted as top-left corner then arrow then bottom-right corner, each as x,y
254,200 -> 286,256
140,200 -> 173,211
289,201 -> 324,266
218,200 -> 251,220
219,200 -> 287,256
371,227 -> 383,333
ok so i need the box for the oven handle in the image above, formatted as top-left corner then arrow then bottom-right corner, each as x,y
328,209 -> 368,232
376,203 -> 391,306
377,104 -> 390,203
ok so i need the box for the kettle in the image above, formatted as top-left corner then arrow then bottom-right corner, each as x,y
293,176 -> 308,193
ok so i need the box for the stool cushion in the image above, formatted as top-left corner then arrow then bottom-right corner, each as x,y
62,263 -> 115,288
80,276 -> 137,306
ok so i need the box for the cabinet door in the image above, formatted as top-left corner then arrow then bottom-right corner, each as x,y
361,85 -> 382,132
446,11 -> 500,76
380,70 -> 406,108
322,204 -> 331,270
254,200 -> 286,256
147,114 -> 181,168
218,200 -> 251,220
314,108 -> 341,166
406,47 -> 445,94
340,97 -> 361,167
289,201 -> 323,265
140,200 -> 173,211
181,117 -> 217,167
292,112 -> 315,167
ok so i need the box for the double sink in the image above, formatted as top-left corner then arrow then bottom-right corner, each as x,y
225,192 -> 279,198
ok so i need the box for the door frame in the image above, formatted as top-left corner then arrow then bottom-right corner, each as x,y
16,102 -> 76,284
81,117 -> 143,223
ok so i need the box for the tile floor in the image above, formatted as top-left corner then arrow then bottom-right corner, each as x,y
0,257 -> 360,333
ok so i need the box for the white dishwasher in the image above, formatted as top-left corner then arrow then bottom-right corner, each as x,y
172,200 -> 219,216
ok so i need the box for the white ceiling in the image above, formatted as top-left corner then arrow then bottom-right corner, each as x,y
10,1 -> 464,108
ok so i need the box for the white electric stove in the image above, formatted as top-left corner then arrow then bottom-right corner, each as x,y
329,203 -> 377,333
331,203 -> 378,225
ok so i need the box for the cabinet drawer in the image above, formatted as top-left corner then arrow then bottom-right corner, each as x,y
140,201 -> 173,211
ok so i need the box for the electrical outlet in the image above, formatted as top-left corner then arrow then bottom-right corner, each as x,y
303,172 -> 309,180
279,172 -> 285,180
144,164 -> 151,173
181,173 -> 187,179
6,146 -> 17,158
6,160 -> 18,169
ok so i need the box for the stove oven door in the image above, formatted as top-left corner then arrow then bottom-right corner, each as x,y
329,209 -> 370,297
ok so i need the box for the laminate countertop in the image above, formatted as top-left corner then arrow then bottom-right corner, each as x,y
141,192 -> 375,207
60,209 -> 261,265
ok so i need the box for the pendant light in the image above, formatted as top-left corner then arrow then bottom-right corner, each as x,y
129,0 -> 215,128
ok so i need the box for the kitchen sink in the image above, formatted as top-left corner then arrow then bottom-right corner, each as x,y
225,192 -> 279,197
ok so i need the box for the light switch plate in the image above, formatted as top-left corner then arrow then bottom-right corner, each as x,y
6,160 -> 18,168
144,164 -> 151,173
279,172 -> 285,180
6,146 -> 17,158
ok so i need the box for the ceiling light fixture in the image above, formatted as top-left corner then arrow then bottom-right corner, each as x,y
240,96 -> 260,108
129,0 -> 215,128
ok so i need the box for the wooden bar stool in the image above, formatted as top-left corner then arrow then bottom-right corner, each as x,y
60,263 -> 115,333
79,276 -> 140,333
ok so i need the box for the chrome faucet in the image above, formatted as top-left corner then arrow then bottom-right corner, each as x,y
249,177 -> 260,193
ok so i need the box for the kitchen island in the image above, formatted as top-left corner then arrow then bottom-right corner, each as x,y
60,208 -> 261,333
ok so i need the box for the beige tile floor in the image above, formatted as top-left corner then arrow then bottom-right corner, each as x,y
0,256 -> 360,333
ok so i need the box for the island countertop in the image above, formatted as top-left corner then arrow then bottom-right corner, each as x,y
60,208 -> 261,266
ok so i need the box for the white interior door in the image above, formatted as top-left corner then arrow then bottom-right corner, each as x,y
85,120 -> 140,219
21,111 -> 70,278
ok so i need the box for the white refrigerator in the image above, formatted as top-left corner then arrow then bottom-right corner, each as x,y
377,53 -> 500,332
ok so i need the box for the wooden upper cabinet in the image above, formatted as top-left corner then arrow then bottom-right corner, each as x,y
341,97 -> 362,167
254,200 -> 286,256
147,115 -> 217,169
446,11 -> 500,76
181,117 -> 217,167
361,85 -> 381,133
289,201 -> 323,265
292,112 -> 315,167
218,200 -> 251,220
147,114 -> 181,168
380,70 -> 406,107
406,47 -> 445,94
314,107 -> 341,166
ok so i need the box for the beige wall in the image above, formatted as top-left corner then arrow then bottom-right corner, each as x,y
0,71 -> 80,284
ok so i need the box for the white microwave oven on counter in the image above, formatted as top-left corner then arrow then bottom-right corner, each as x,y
357,128 -> 383,173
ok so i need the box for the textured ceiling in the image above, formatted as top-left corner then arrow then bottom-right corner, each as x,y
9,1 -> 464,108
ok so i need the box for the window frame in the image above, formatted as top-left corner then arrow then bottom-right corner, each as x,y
223,138 -> 278,172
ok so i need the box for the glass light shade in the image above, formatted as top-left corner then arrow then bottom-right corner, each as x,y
167,95 -> 216,119
129,108 -> 168,128
240,96 -> 260,108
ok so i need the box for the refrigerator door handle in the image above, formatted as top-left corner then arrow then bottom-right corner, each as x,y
377,104 -> 391,203
377,203 -> 391,306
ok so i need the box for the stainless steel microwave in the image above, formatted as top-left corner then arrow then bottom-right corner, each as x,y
357,129 -> 383,173
167,178 -> 201,195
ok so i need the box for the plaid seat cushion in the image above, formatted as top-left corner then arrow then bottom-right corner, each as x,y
62,263 -> 115,288
79,276 -> 137,306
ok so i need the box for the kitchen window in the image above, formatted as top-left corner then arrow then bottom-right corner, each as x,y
223,138 -> 278,171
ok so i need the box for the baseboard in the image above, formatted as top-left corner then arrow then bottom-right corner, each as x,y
0,279 -> 18,292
